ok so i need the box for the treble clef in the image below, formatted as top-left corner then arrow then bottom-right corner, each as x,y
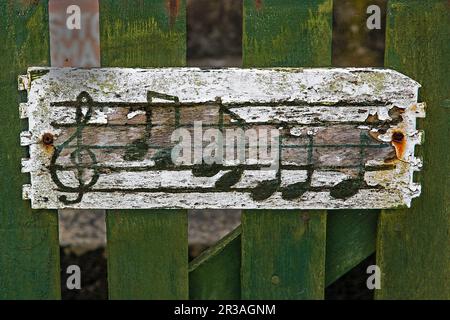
50,91 -> 99,204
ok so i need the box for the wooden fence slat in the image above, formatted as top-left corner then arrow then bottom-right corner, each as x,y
325,0 -> 383,287
325,210 -> 378,285
100,0 -> 188,299
377,0 -> 450,299
189,227 -> 241,300
243,0 -> 333,67
0,0 -> 60,299
242,210 -> 327,299
188,208 -> 377,299
106,210 -> 188,299
242,0 -> 332,299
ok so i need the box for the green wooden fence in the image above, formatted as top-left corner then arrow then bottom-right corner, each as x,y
0,0 -> 448,300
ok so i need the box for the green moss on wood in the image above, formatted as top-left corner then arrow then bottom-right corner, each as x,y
243,0 -> 333,67
377,0 -> 450,299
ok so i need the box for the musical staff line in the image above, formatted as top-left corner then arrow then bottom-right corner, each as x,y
49,91 -> 398,204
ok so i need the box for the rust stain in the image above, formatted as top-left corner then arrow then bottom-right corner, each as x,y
166,0 -> 180,28
41,132 -> 55,154
255,0 -> 263,10
19,0 -> 39,7
391,131 -> 406,160
365,113 -> 380,124
42,132 -> 54,146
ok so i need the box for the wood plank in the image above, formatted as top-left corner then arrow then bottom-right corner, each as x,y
99,0 -> 188,300
0,0 -> 60,299
189,227 -> 241,300
107,210 -> 187,299
328,0 -> 388,284
243,0 -> 333,67
100,0 -> 185,67
21,67 -> 423,210
242,210 -> 327,299
376,0 -> 450,299
241,0 -> 332,299
188,210 -> 378,299
325,210 -> 378,285
49,0 -> 106,272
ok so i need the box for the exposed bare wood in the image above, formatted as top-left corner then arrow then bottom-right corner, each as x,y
20,67 -> 424,209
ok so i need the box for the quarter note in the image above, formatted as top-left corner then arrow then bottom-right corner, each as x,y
215,167 -> 244,191
250,133 -> 282,201
281,134 -> 314,200
329,131 -> 368,199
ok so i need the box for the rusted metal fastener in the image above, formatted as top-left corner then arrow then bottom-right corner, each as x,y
42,133 -> 54,146
392,131 -> 404,143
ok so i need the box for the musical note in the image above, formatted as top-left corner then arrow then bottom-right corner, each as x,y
47,89 -> 385,206
250,179 -> 280,201
191,99 -> 235,178
249,133 -> 284,201
215,167 -> 244,191
280,134 -> 314,200
281,167 -> 313,200
152,147 -> 174,168
329,132 -> 368,199
192,163 -> 222,177
123,106 -> 151,161
124,91 -> 179,162
50,92 -> 99,204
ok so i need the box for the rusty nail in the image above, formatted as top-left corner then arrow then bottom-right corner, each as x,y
42,133 -> 54,146
392,132 -> 404,143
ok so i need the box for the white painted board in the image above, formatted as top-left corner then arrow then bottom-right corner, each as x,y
19,67 -> 424,209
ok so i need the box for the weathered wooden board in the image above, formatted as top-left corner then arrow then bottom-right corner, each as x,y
19,67 -> 424,209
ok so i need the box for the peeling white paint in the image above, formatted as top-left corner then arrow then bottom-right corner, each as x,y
20,67 -> 424,209
127,110 -> 146,120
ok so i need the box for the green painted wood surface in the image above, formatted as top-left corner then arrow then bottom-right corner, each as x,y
188,209 -> 378,299
243,0 -> 333,67
242,0 -> 332,300
325,210 -> 378,285
242,210 -> 327,299
376,0 -> 450,299
106,210 -> 188,299
189,227 -> 241,300
100,0 -> 188,299
0,0 -> 60,299
100,0 -> 186,67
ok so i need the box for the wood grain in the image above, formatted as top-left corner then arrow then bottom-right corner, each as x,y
188,210 -> 379,300
242,210 -> 327,299
99,0 -> 188,300
107,209 -> 188,299
376,0 -> 450,299
0,0 -> 60,299
241,0 -> 331,300
325,210 -> 378,285
21,67 -> 423,209
189,227 -> 241,300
